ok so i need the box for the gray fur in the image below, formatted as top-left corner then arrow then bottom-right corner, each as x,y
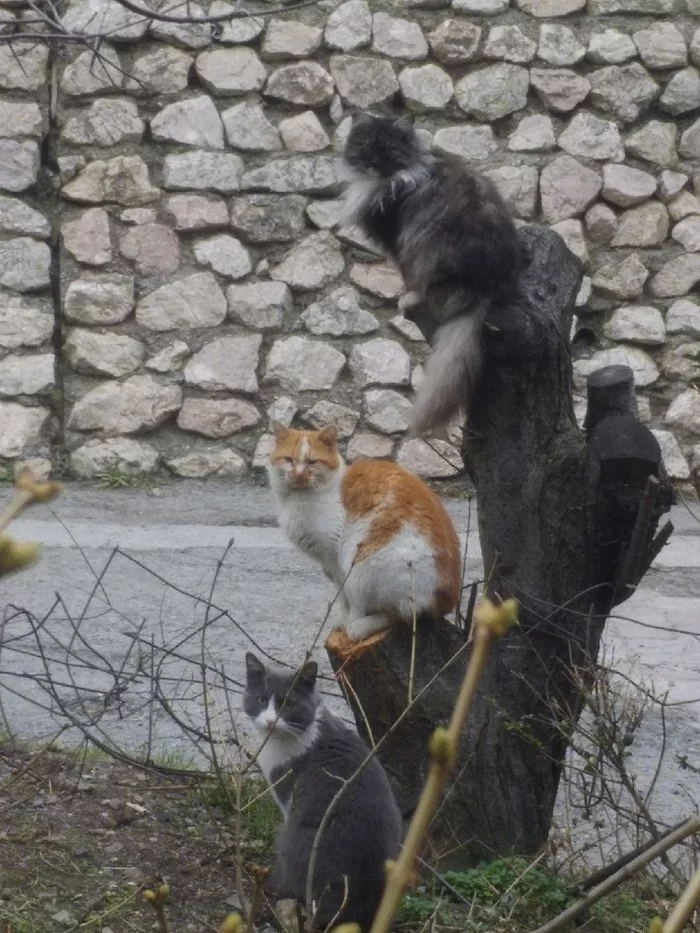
243,653 -> 402,932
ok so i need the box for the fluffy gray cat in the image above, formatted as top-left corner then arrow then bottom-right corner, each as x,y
243,652 -> 402,932
340,111 -> 522,435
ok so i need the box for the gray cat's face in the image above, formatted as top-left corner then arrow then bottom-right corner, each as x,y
344,112 -> 419,178
243,653 -> 319,738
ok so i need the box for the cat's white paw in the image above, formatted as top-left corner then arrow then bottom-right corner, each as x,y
398,290 -> 421,314
344,613 -> 393,642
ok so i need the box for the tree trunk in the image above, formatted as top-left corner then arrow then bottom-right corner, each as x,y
326,226 -> 674,868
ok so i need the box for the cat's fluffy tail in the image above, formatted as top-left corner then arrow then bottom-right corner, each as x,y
410,302 -> 487,436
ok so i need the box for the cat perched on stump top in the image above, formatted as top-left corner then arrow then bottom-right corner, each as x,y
339,111 -> 522,436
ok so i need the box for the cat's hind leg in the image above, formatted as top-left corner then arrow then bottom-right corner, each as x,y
344,610 -> 394,642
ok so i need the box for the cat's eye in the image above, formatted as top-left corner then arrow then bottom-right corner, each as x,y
257,695 -> 267,705
306,459 -> 318,466
283,457 -> 293,464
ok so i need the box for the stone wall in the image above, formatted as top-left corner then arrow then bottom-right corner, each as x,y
2,0 -> 700,483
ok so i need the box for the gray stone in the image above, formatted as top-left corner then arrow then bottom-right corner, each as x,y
0,402 -> 49,457
264,62 -> 334,106
538,24 -> 585,66
519,0 -> 584,12
626,121 -> 677,166
659,68 -> 700,116
633,23 -> 687,70
64,274 -> 134,325
60,44 -> 123,96
178,397 -> 261,438
279,111 -> 330,151
452,0 -> 508,13
349,338 -> 411,387
530,69 -> 590,112
672,215 -> 700,252
150,0 -> 210,50
349,261 -> 404,298
125,45 -> 192,96
559,112 -> 624,162
324,0 -> 371,52
0,42 -> 49,92
589,64 -> 660,124
63,208 -> 111,266
551,219 -> 588,263
0,293 -> 53,349
433,125 -> 497,160
151,96 -> 224,149
120,208 -> 157,225
0,238 -> 51,292
71,438 -> 159,477
270,231 -> 344,290
301,286 -> 379,335
62,156 -> 160,205
604,305 -> 666,345
659,170 -> 689,203
262,20 -> 322,60
0,353 -> 54,395
692,27 -> 700,66
230,195 -> 306,244
455,64 -> 528,121
119,224 -> 181,276
592,254 -> 648,299
661,341 -> 700,381
146,341 -> 190,372
372,13 -> 427,60
0,140 -> 39,193
347,432 -> 394,461
540,155 -> 601,223
136,273 -> 227,331
185,335 -> 262,393
602,164 -> 657,207
335,224 -> 384,255
264,336 -> 345,391
586,203 -> 617,243
163,151 -> 243,193
668,191 -> 700,220
680,117 -> 700,159
396,438 -> 461,478
399,65 -> 452,112
241,156 -> 336,194
649,255 -> 700,297
196,48 -> 267,96
364,388 -> 412,434
574,347 -> 659,389
665,388 -> 700,435
206,0 -> 264,43
162,194 -> 228,231
167,449 -> 248,479
64,329 -> 144,377
222,100 -> 281,152
330,55 -> 399,108
587,29 -> 637,64
69,375 -> 182,435
429,21 -> 481,64
666,298 -> 700,337
304,400 -> 359,438
588,0 -> 673,12
508,115 -> 556,152
0,99 -> 43,138
61,0 -> 148,41
0,197 -> 49,238
484,165 -> 538,219
227,281 -> 292,330
267,396 -> 298,426
390,315 -> 426,342
650,430 -> 690,480
193,234 -> 251,279
61,97 -> 144,147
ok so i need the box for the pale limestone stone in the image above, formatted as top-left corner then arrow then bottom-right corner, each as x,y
349,262 -> 404,298
372,13 -> 427,60
0,140 -> 39,193
484,165 -> 538,219
63,208 -> 111,266
264,336 -> 345,391
267,396 -> 298,426
0,402 -> 50,457
396,438 -> 461,478
399,65 -> 453,112
508,115 -> 556,151
604,306 -> 666,346
178,397 -> 261,438
167,450 -> 248,479
270,231 -> 344,290
0,238 -> 51,292
455,64 -> 528,120
120,208 -> 156,224
589,64 -> 660,124
661,342 -> 700,382
551,219 -> 588,263
349,338 -> 411,387
347,432 -> 394,461
559,112 -> 624,162
0,293 -> 53,349
62,156 -> 160,205
240,156 -> 336,194
64,329 -> 145,377
538,25 -> 585,66
304,400 -> 358,438
574,347 -> 659,389
483,25 -> 535,63
324,0 -> 371,52
227,281 -> 292,330
0,353 -> 54,396
429,21 -> 481,64
252,433 -> 275,468
163,151 -> 243,194
665,388 -> 700,435
650,255 -> 700,297
592,254 -> 648,299
530,69 -> 590,113
587,30 -> 637,65
585,203 -> 617,243
679,116 -> 700,159
60,44 -> 124,96
659,170 -> 689,202
433,126 -> 498,160
330,55 -> 399,108
452,0 -> 508,13
125,45 -> 192,96
540,156 -> 601,223
364,388 -> 412,434
136,273 -> 227,331
0,100 -> 43,138
335,224 -> 384,255
196,48 -> 267,96
70,438 -> 159,477
262,20 -> 322,60
222,100 -> 281,152
150,0 -> 211,50
264,62 -> 334,106
146,341 -> 190,373
162,194 -> 228,231
626,121 -> 677,167
0,197 -> 49,238
668,191 -> 700,221
666,298 -> 700,337
61,0 -> 150,40
69,375 -> 182,434
230,194 -> 307,243
0,42 -> 49,92
390,315 -> 425,342
602,164 -> 656,207
588,0 -> 673,12
659,68 -> 700,116
301,286 -> 379,335
193,234 -> 251,279
151,96 -> 224,149
64,275 -> 134,325
185,335 -> 262,393
633,23 -> 687,70
672,216 -> 700,252
650,430 -> 690,480
119,224 -> 181,276
279,111 -> 330,152
61,97 -> 144,147
518,0 -> 584,13
611,202 -> 669,247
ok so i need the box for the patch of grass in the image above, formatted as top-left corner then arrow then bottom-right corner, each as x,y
98,466 -> 157,490
204,776 -> 281,852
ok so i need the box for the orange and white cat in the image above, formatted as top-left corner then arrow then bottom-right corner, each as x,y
267,422 -> 461,642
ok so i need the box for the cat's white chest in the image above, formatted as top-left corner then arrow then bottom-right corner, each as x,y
275,486 -> 345,583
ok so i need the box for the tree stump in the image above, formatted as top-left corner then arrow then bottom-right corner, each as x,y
326,226 -> 674,868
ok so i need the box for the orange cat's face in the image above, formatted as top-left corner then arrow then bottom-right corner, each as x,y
269,423 -> 341,490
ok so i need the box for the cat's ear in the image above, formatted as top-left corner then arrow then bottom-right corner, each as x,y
316,425 -> 338,449
245,652 -> 265,684
271,420 -> 290,443
394,113 -> 415,131
298,660 -> 318,690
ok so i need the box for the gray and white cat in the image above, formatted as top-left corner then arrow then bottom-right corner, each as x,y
340,111 -> 522,436
243,652 -> 402,932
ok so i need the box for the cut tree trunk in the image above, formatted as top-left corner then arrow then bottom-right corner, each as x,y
326,226 -> 674,868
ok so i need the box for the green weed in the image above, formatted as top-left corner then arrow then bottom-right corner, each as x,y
98,466 -> 157,490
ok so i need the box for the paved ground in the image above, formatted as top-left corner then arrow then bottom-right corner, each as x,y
1,479 -> 698,860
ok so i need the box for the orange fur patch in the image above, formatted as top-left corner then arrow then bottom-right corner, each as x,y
269,425 -> 341,471
341,460 -> 461,615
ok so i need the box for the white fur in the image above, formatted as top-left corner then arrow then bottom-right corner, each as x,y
337,158 -> 434,227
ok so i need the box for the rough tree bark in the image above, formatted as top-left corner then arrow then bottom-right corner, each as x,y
326,226 -> 674,868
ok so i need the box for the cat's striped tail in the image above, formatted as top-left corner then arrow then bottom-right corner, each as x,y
410,300 -> 487,436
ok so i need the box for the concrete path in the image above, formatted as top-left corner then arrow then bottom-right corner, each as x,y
1,480 -> 698,859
